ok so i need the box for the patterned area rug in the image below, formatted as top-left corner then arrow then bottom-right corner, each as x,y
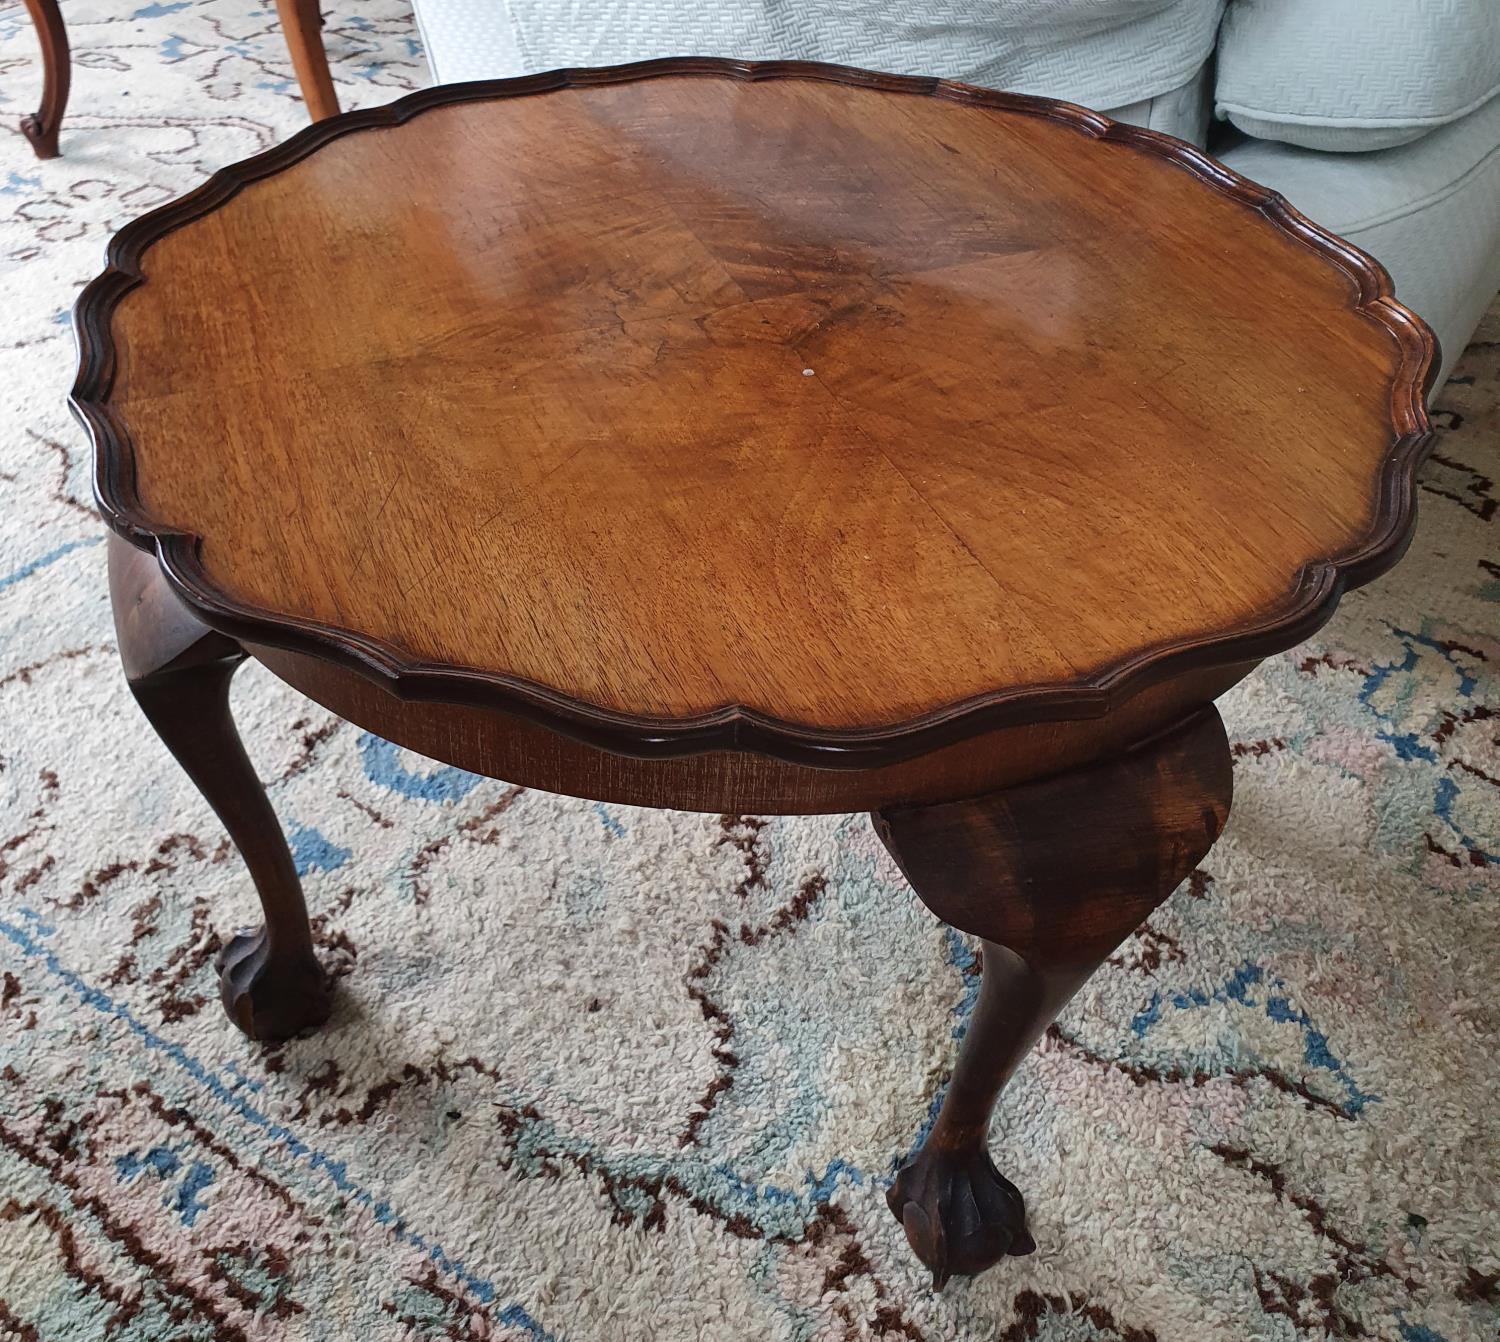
1,3 -> 1497,1339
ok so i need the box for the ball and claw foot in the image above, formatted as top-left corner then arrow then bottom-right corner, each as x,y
887,1146 -> 1036,1289
216,928 -> 332,1042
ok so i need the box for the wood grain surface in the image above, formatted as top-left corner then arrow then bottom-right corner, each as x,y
75,61 -> 1436,764
250,639 -> 1252,810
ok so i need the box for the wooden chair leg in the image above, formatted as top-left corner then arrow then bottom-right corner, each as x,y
20,0 -> 69,159
274,0 -> 340,121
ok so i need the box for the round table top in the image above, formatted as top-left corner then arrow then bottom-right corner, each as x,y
76,60 -> 1435,765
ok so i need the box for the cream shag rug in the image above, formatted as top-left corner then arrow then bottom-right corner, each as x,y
0,3 -> 1497,1338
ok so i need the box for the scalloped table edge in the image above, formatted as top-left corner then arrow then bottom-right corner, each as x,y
69,57 -> 1441,769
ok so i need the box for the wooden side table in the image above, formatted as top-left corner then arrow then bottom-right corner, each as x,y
71,61 -> 1436,1288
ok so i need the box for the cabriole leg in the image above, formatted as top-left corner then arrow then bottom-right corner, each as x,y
873,707 -> 1233,1287
20,0 -> 69,158
109,536 -> 330,1041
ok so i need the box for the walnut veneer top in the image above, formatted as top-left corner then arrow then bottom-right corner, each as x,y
75,61 -> 1434,758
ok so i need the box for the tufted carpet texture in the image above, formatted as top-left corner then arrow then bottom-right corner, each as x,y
1,2 -> 1498,1339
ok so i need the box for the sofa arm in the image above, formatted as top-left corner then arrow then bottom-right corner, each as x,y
1219,93 -> 1500,391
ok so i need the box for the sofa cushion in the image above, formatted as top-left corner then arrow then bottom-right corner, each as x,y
1219,90 -> 1500,389
1217,0 -> 1500,152
416,0 -> 1225,114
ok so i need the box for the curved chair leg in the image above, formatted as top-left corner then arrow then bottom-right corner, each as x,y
20,0 -> 69,159
274,0 -> 340,121
873,706 -> 1233,1287
108,537 -> 331,1041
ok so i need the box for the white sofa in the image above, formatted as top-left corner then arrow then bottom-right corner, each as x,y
406,0 -> 1500,389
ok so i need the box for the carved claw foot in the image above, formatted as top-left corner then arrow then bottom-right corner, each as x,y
887,1145 -> 1036,1289
216,927 -> 331,1041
